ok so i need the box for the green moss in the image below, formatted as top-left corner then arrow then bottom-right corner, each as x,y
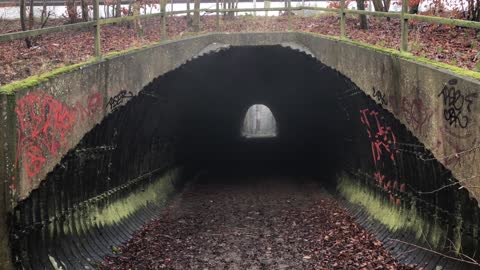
48,255 -> 66,270
104,41 -> 163,59
0,59 -> 98,95
2,31 -> 479,95
87,168 -> 178,227
337,173 -> 447,249
301,31 -> 480,80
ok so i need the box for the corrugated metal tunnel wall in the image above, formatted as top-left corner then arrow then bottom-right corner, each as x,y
9,46 -> 480,269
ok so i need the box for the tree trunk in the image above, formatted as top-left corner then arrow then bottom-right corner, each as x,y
371,0 -> 383,11
356,0 -> 368,29
66,0 -> 77,23
20,0 -> 32,47
116,0 -> 122,17
28,0 -> 34,28
227,0 -> 234,18
81,0 -> 89,21
383,0 -> 391,11
186,0 -> 193,26
193,0 -> 200,31
41,0 -> 47,22
409,2 -> 419,14
133,0 -> 143,36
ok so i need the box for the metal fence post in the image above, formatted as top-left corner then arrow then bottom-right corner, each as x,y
161,0 -> 167,40
94,0 -> 101,58
401,0 -> 409,52
216,0 -> 220,31
340,0 -> 346,39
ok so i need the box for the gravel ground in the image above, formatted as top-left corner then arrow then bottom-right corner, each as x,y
100,175 -> 417,270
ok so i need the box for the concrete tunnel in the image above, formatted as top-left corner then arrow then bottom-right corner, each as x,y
10,45 -> 480,269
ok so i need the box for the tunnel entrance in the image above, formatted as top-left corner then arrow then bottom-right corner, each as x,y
241,104 -> 278,138
10,45 -> 480,270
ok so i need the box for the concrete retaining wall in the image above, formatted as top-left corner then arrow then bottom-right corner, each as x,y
2,32 -> 477,203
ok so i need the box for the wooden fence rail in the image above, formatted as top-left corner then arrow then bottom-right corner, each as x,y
2,2 -> 480,59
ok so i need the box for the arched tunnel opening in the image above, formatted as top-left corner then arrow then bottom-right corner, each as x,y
10,46 -> 480,269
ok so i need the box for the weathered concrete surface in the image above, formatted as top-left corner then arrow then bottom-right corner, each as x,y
1,32 -> 479,205
295,33 -> 480,201
0,95 -> 13,270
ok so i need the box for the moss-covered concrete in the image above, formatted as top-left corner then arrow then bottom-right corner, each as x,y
0,33 -> 478,259
337,173 -> 449,250
88,168 -> 178,227
45,168 -> 181,269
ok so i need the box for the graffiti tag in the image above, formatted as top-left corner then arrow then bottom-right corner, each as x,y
16,91 -> 103,179
438,79 -> 478,129
16,92 -> 76,178
372,87 -> 388,106
106,90 -> 134,111
360,108 -> 398,166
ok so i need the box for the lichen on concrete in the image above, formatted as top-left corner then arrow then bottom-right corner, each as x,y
337,173 -> 448,250
81,168 -> 179,229
0,59 -> 98,95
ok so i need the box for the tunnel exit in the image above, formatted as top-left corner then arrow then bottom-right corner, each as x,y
241,104 -> 278,138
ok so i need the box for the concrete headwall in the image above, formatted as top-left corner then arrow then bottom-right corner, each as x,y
0,31 -> 479,204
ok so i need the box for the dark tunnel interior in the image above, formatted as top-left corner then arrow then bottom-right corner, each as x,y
166,46 -> 347,178
10,46 -> 480,269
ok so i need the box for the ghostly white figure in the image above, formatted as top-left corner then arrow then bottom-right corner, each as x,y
242,104 -> 277,138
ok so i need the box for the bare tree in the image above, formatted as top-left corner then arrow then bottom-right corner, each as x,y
81,0 -> 89,21
133,0 -> 143,36
19,0 -> 38,47
116,0 -> 122,17
186,0 -> 193,26
193,0 -> 200,31
356,0 -> 368,29
466,0 -> 480,21
19,0 -> 32,47
66,0 -> 78,23
372,0 -> 391,12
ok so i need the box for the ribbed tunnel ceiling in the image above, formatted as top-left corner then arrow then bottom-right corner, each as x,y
11,45 -> 480,269
148,45 -> 347,173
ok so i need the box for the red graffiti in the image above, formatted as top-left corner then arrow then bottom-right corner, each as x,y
373,171 -> 386,185
373,171 -> 405,206
16,92 -> 76,178
76,92 -> 103,121
393,180 -> 398,190
400,97 -> 433,135
384,180 -> 392,191
400,183 -> 405,193
360,109 -> 398,166
16,91 -> 103,179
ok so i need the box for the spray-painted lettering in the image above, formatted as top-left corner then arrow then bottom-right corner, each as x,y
372,87 -> 388,106
16,91 -> 102,179
360,108 -> 398,166
438,79 -> 478,129
106,90 -> 134,111
16,92 -> 76,178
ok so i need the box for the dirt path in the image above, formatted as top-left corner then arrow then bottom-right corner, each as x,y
100,175 -> 417,269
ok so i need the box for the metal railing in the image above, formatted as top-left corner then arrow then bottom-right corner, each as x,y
1,1 -> 480,60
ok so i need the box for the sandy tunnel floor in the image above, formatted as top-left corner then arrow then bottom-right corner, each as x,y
100,176 -> 417,270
